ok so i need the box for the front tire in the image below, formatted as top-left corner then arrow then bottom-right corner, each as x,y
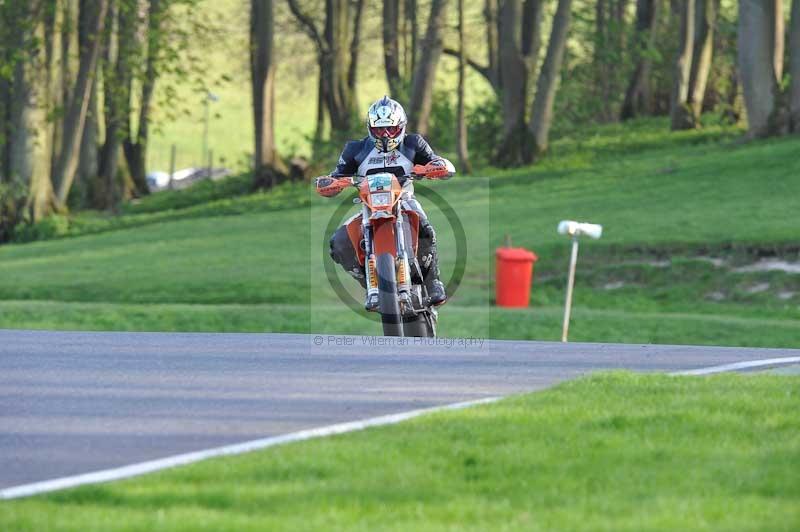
376,253 -> 403,336
402,312 -> 436,338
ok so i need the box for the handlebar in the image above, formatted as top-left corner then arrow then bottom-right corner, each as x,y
316,167 -> 440,197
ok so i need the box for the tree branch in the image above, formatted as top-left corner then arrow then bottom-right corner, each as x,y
348,0 -> 365,90
287,0 -> 326,52
443,47 -> 492,83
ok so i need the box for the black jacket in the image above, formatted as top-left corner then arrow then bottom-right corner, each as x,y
331,134 -> 442,177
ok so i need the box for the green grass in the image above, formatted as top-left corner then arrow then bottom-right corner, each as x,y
2,373 -> 798,531
1,118 -> 798,346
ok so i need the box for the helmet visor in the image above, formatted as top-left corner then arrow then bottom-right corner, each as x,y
370,125 -> 403,139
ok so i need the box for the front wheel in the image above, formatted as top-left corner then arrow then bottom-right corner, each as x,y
376,253 -> 403,337
402,313 -> 436,338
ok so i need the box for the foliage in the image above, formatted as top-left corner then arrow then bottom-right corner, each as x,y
465,97 -> 503,165
12,215 -> 71,243
0,182 -> 27,243
2,373 -> 798,530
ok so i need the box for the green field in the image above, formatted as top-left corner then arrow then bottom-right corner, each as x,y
2,373 -> 798,531
1,118 -> 798,346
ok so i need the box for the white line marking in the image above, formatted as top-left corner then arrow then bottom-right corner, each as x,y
670,356 -> 800,376
0,396 -> 500,500
4,355 -> 800,500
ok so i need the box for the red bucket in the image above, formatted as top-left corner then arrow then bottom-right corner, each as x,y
495,247 -> 538,308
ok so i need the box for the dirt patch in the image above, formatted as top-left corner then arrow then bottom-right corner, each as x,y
734,259 -> 800,274
744,282 -> 770,294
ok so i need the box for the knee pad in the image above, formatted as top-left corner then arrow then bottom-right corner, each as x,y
419,218 -> 436,243
329,226 -> 349,265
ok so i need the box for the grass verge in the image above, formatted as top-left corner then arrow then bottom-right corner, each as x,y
2,372 -> 798,531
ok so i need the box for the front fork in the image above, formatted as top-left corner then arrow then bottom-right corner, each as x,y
362,205 -> 412,306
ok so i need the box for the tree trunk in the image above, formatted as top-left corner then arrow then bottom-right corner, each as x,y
54,0 -> 108,207
484,0 -> 500,89
347,0 -> 365,112
97,0 -> 127,210
287,0 -> 357,140
456,0 -> 472,173
8,3 -> 58,221
76,0 -> 100,207
324,0 -> 355,136
621,0 -> 659,120
738,0 -> 782,137
527,0 -> 573,161
495,0 -> 528,165
405,0 -> 418,75
408,0 -> 448,135
123,0 -> 161,197
383,0 -> 403,97
59,0 -> 75,159
791,0 -> 800,132
670,0 -> 696,130
521,0 -> 544,66
687,0 -> 716,123
491,0 -> 543,166
251,0 -> 285,188
595,0 -> 611,119
774,0 -> 784,83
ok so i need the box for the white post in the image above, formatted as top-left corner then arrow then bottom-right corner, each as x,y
561,237 -> 579,342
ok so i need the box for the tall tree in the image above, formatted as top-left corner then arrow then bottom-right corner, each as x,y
53,0 -> 108,206
2,2 -> 58,222
287,0 -> 363,141
687,0 -> 717,123
383,0 -> 404,97
621,0 -> 659,120
407,0 -> 448,135
404,0 -> 418,75
251,0 -> 286,188
97,0 -> 131,209
122,0 -> 163,198
76,0 -> 101,206
528,0 -> 573,160
790,0 -> 800,132
456,0 -> 471,173
484,0 -> 500,90
594,0 -> 629,121
670,0 -> 696,130
738,0 -> 783,137
494,0 -> 544,165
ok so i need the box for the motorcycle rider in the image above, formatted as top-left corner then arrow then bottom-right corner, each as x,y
315,96 -> 455,311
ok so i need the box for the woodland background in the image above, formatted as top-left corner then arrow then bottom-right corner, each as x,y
1,0 -> 798,241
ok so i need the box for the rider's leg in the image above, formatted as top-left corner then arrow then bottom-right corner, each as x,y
403,197 -> 447,306
329,222 -> 379,310
329,223 -> 366,289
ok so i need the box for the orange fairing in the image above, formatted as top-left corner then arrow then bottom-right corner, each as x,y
359,174 -> 402,215
346,215 -> 365,265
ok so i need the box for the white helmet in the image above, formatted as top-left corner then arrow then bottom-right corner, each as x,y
367,96 -> 407,152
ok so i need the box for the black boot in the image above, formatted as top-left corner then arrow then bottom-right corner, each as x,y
417,218 -> 446,306
422,244 -> 447,306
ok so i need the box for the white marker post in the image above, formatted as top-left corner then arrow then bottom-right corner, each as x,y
557,220 -> 603,342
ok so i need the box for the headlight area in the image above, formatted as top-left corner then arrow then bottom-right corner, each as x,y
370,192 -> 392,207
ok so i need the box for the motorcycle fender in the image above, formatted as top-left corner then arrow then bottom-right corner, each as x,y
372,221 -> 397,257
345,215 -> 366,265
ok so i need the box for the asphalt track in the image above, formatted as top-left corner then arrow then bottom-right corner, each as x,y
2,329 -> 799,492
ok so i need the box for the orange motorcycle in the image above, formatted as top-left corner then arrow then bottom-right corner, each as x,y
321,166 -> 446,337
